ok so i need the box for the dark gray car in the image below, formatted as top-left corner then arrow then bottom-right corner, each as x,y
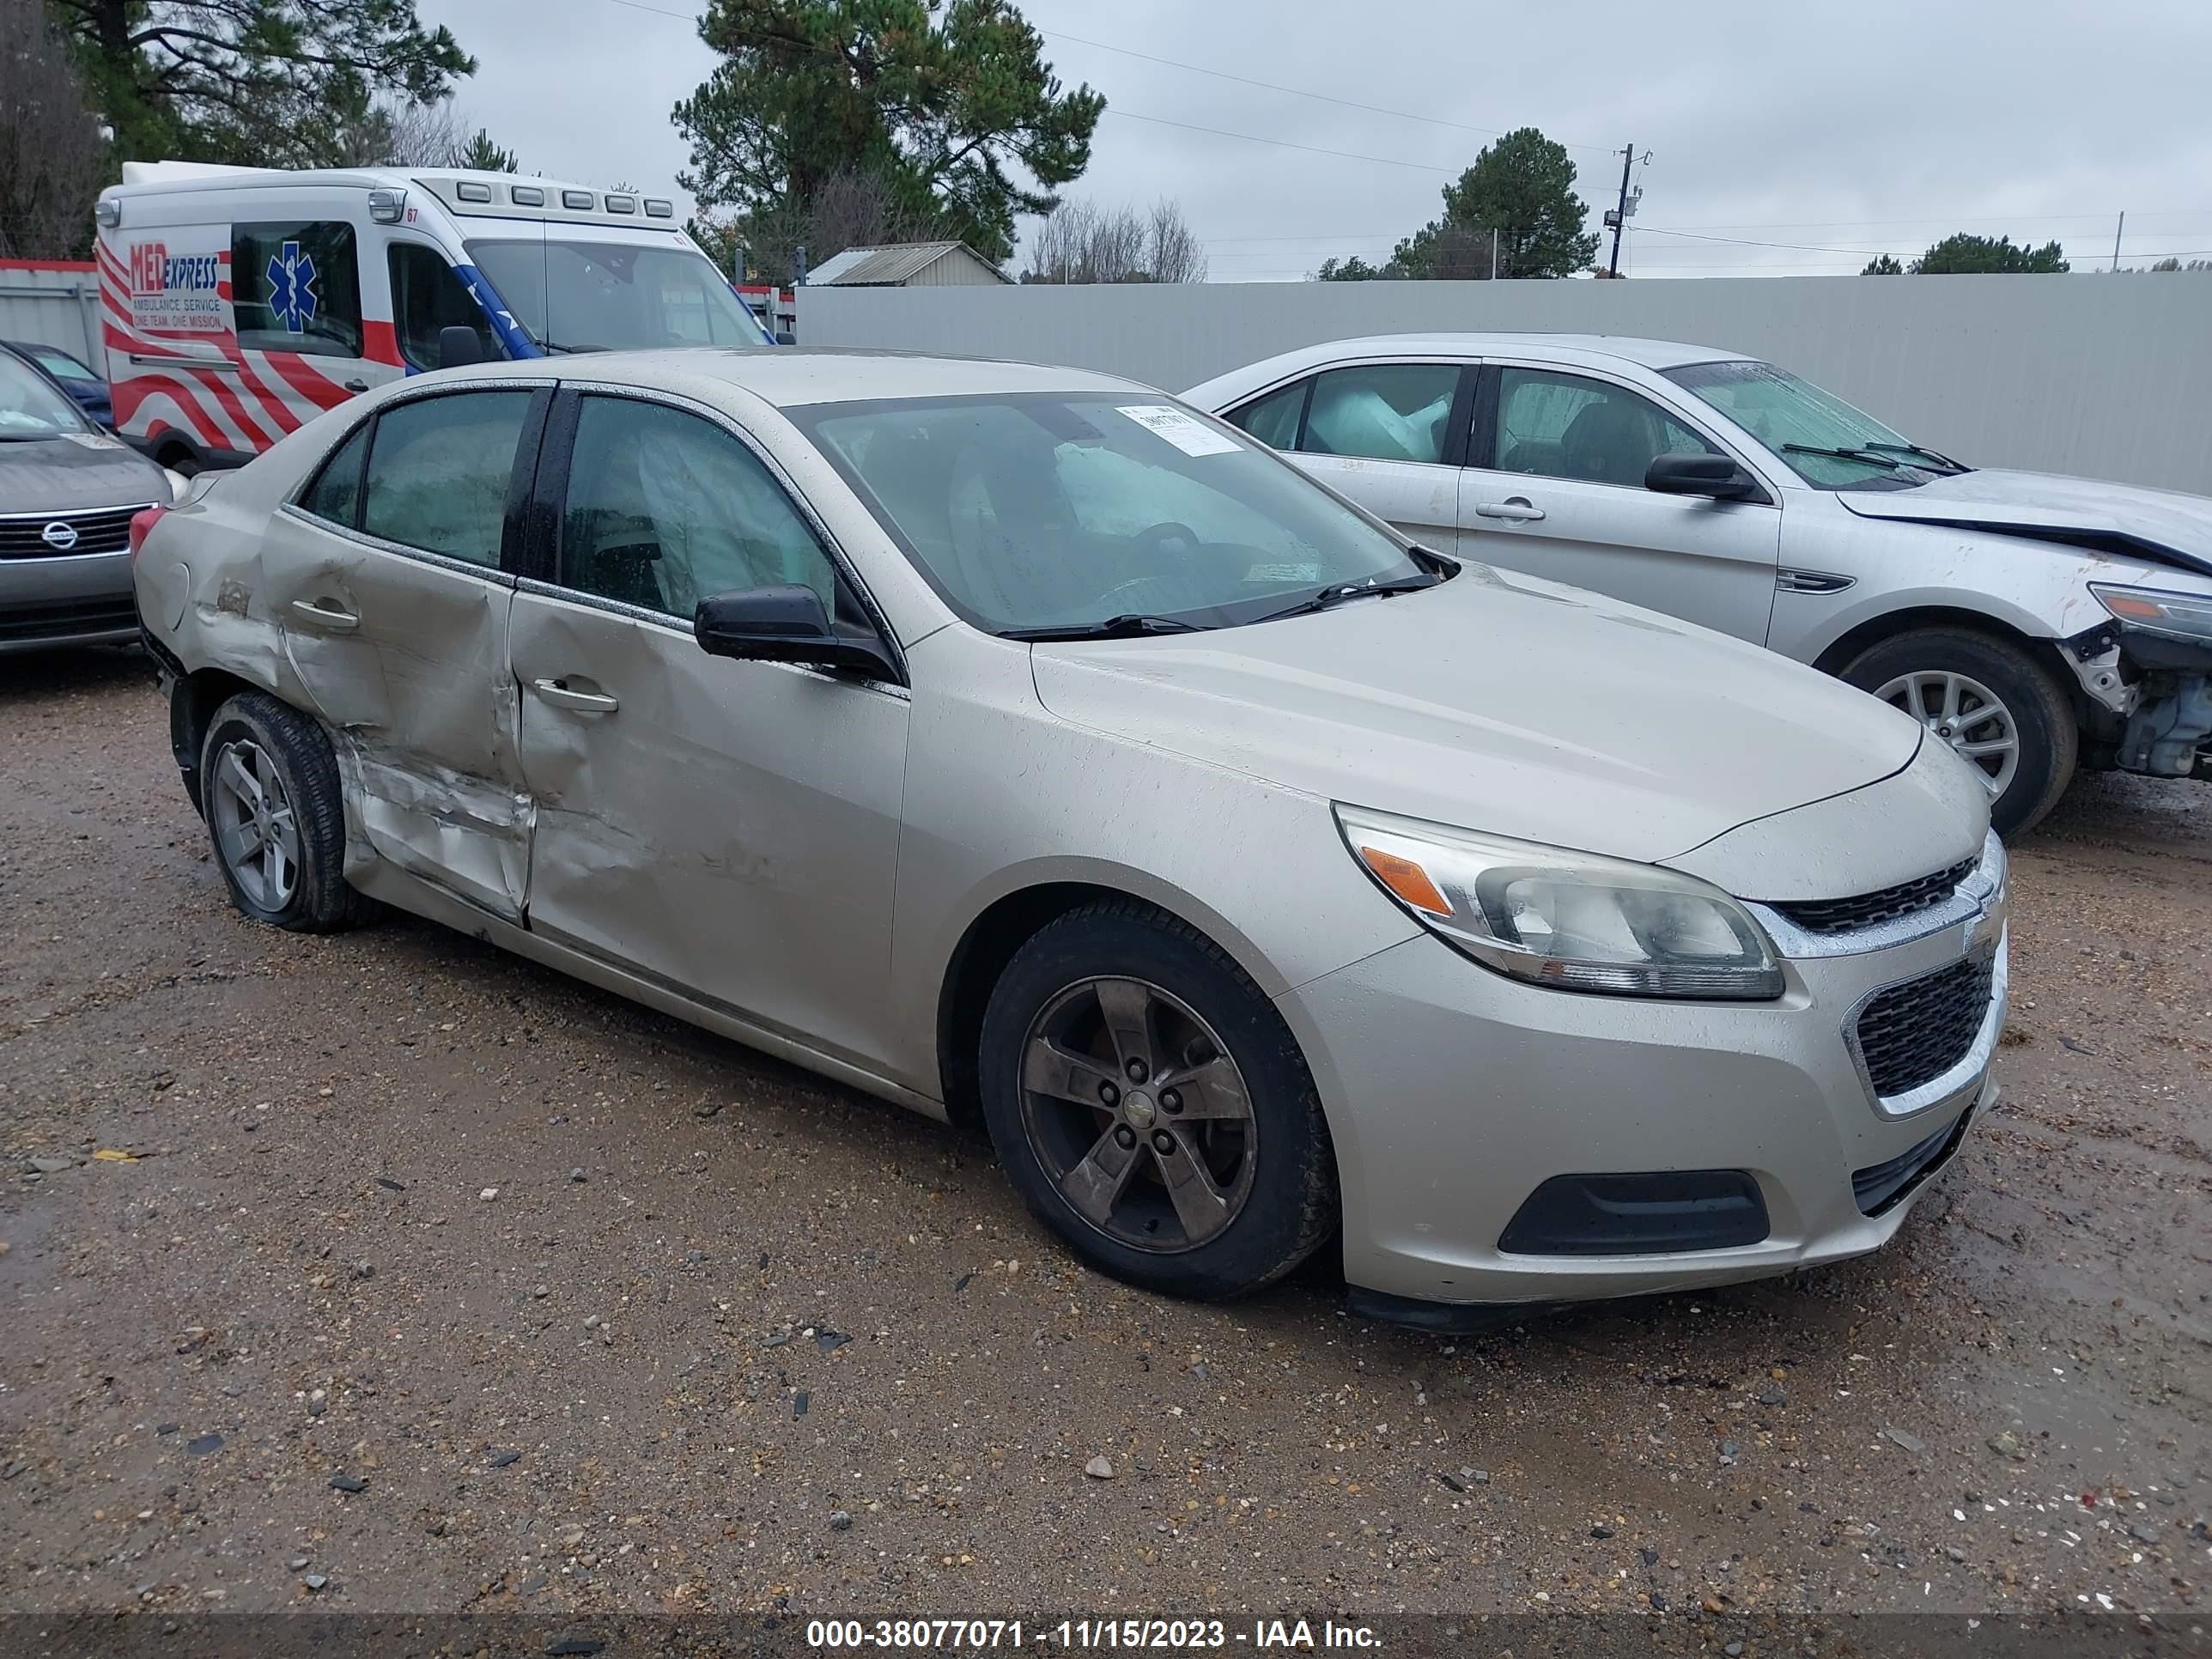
1,348 -> 173,653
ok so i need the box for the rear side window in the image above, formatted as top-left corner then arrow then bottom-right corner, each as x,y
360,392 -> 532,566
299,423 -> 370,528
233,222 -> 365,358
1300,364 -> 1459,465
388,244 -> 495,370
1227,380 -> 1307,449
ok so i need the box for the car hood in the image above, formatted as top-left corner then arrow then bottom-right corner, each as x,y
1029,565 -> 1924,868
0,433 -> 168,512
1838,469 -> 2212,580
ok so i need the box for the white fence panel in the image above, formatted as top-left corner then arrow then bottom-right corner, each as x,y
0,264 -> 104,368
796,275 -> 2212,495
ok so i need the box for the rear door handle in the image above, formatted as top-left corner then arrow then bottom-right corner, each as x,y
1473,497 -> 1546,523
289,599 -> 360,633
532,677 -> 618,714
342,379 -> 370,392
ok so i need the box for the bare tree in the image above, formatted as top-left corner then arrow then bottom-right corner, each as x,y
1022,198 -> 1206,283
0,4 -> 107,260
738,167 -> 936,284
330,97 -> 518,173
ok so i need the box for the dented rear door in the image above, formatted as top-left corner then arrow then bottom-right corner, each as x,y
268,384 -> 550,921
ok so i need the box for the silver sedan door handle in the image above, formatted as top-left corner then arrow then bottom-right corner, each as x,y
1473,497 -> 1547,523
289,598 -> 361,632
532,678 -> 619,714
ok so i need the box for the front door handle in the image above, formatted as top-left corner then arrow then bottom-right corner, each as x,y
532,677 -> 619,714
289,598 -> 360,633
343,379 -> 370,392
1473,497 -> 1547,523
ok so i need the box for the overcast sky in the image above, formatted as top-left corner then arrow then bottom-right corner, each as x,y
416,0 -> 2212,280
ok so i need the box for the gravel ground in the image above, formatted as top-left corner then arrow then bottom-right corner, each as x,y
1,647 -> 2206,1626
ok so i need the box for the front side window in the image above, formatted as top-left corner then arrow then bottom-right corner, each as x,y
359,392 -> 532,566
797,392 -> 1427,635
465,239 -> 769,353
0,352 -> 94,436
1299,363 -> 1460,465
1664,359 -> 1942,491
560,396 -> 836,617
232,221 -> 364,358
388,244 -> 495,369
1489,368 -> 1718,488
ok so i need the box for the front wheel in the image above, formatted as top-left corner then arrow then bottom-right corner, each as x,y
1842,629 -> 2078,837
977,902 -> 1338,1300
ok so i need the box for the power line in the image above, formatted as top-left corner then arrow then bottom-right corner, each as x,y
1101,108 -> 1456,173
1038,27 -> 1613,156
1632,225 -> 1896,256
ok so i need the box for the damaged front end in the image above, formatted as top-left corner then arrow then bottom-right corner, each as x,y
2063,584 -> 2212,782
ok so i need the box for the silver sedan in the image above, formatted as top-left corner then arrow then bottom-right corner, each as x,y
134,349 -> 2002,1322
1188,334 -> 2212,837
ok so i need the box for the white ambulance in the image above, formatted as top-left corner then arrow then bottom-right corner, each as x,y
94,162 -> 775,473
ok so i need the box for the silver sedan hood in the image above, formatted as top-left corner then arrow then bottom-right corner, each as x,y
1030,565 -> 1923,867
0,434 -> 169,513
1838,469 -> 2212,580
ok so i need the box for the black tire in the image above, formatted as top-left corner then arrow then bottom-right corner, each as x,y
198,691 -> 369,932
977,900 -> 1337,1300
1841,628 -> 2079,837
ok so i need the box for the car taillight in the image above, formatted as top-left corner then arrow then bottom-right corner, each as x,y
129,505 -> 167,562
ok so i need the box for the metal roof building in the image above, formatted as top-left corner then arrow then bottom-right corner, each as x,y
805,242 -> 1010,288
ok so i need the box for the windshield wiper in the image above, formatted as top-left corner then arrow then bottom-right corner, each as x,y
1779,442 -> 1914,471
1002,613 -> 1206,642
534,339 -> 607,356
1251,571 -> 1440,624
1863,441 -> 1969,474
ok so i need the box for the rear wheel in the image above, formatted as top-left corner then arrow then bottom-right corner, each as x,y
198,692 -> 368,932
1842,629 -> 2077,837
977,902 -> 1337,1300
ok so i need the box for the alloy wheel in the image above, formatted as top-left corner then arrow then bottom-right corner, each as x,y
1018,976 -> 1258,1254
210,737 -> 301,910
1875,669 -> 2021,799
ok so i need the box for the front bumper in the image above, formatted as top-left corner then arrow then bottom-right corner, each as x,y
1279,844 -> 2006,1309
0,548 -> 138,653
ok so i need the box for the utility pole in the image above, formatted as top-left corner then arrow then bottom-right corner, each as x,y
2112,210 -> 2124,272
1605,143 -> 1639,276
1490,227 -> 1499,281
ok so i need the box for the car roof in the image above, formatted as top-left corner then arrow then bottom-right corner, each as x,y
1238,333 -> 1755,373
431,347 -> 1158,409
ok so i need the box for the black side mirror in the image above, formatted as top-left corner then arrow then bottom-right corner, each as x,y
1646,453 -> 1760,501
774,330 -> 796,346
695,584 -> 897,679
437,325 -> 486,369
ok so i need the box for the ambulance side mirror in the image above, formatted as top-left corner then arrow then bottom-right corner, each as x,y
437,325 -> 486,370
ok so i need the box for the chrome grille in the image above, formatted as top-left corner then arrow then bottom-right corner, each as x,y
1774,855 -> 1977,935
1856,954 -> 1996,1097
0,506 -> 148,560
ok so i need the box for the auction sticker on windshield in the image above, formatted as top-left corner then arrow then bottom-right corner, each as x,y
1116,404 -> 1242,457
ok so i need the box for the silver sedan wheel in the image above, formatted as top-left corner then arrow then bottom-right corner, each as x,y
1875,669 -> 2021,799
1018,976 -> 1258,1255
210,738 -> 301,910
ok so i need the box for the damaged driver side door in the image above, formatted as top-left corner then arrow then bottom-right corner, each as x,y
505,387 -> 909,1072
268,385 -> 550,921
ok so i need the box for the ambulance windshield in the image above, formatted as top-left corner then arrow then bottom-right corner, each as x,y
465,238 -> 773,353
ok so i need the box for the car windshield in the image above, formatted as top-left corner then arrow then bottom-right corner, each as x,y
794,392 -> 1431,635
465,238 -> 771,352
0,352 -> 93,439
1663,360 -> 1949,491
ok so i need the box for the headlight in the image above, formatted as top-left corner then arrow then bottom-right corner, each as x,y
2090,582 -> 2212,643
1336,805 -> 1785,1000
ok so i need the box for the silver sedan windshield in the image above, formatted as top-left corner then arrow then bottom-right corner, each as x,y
796,392 -> 1426,634
1664,360 -> 1948,492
